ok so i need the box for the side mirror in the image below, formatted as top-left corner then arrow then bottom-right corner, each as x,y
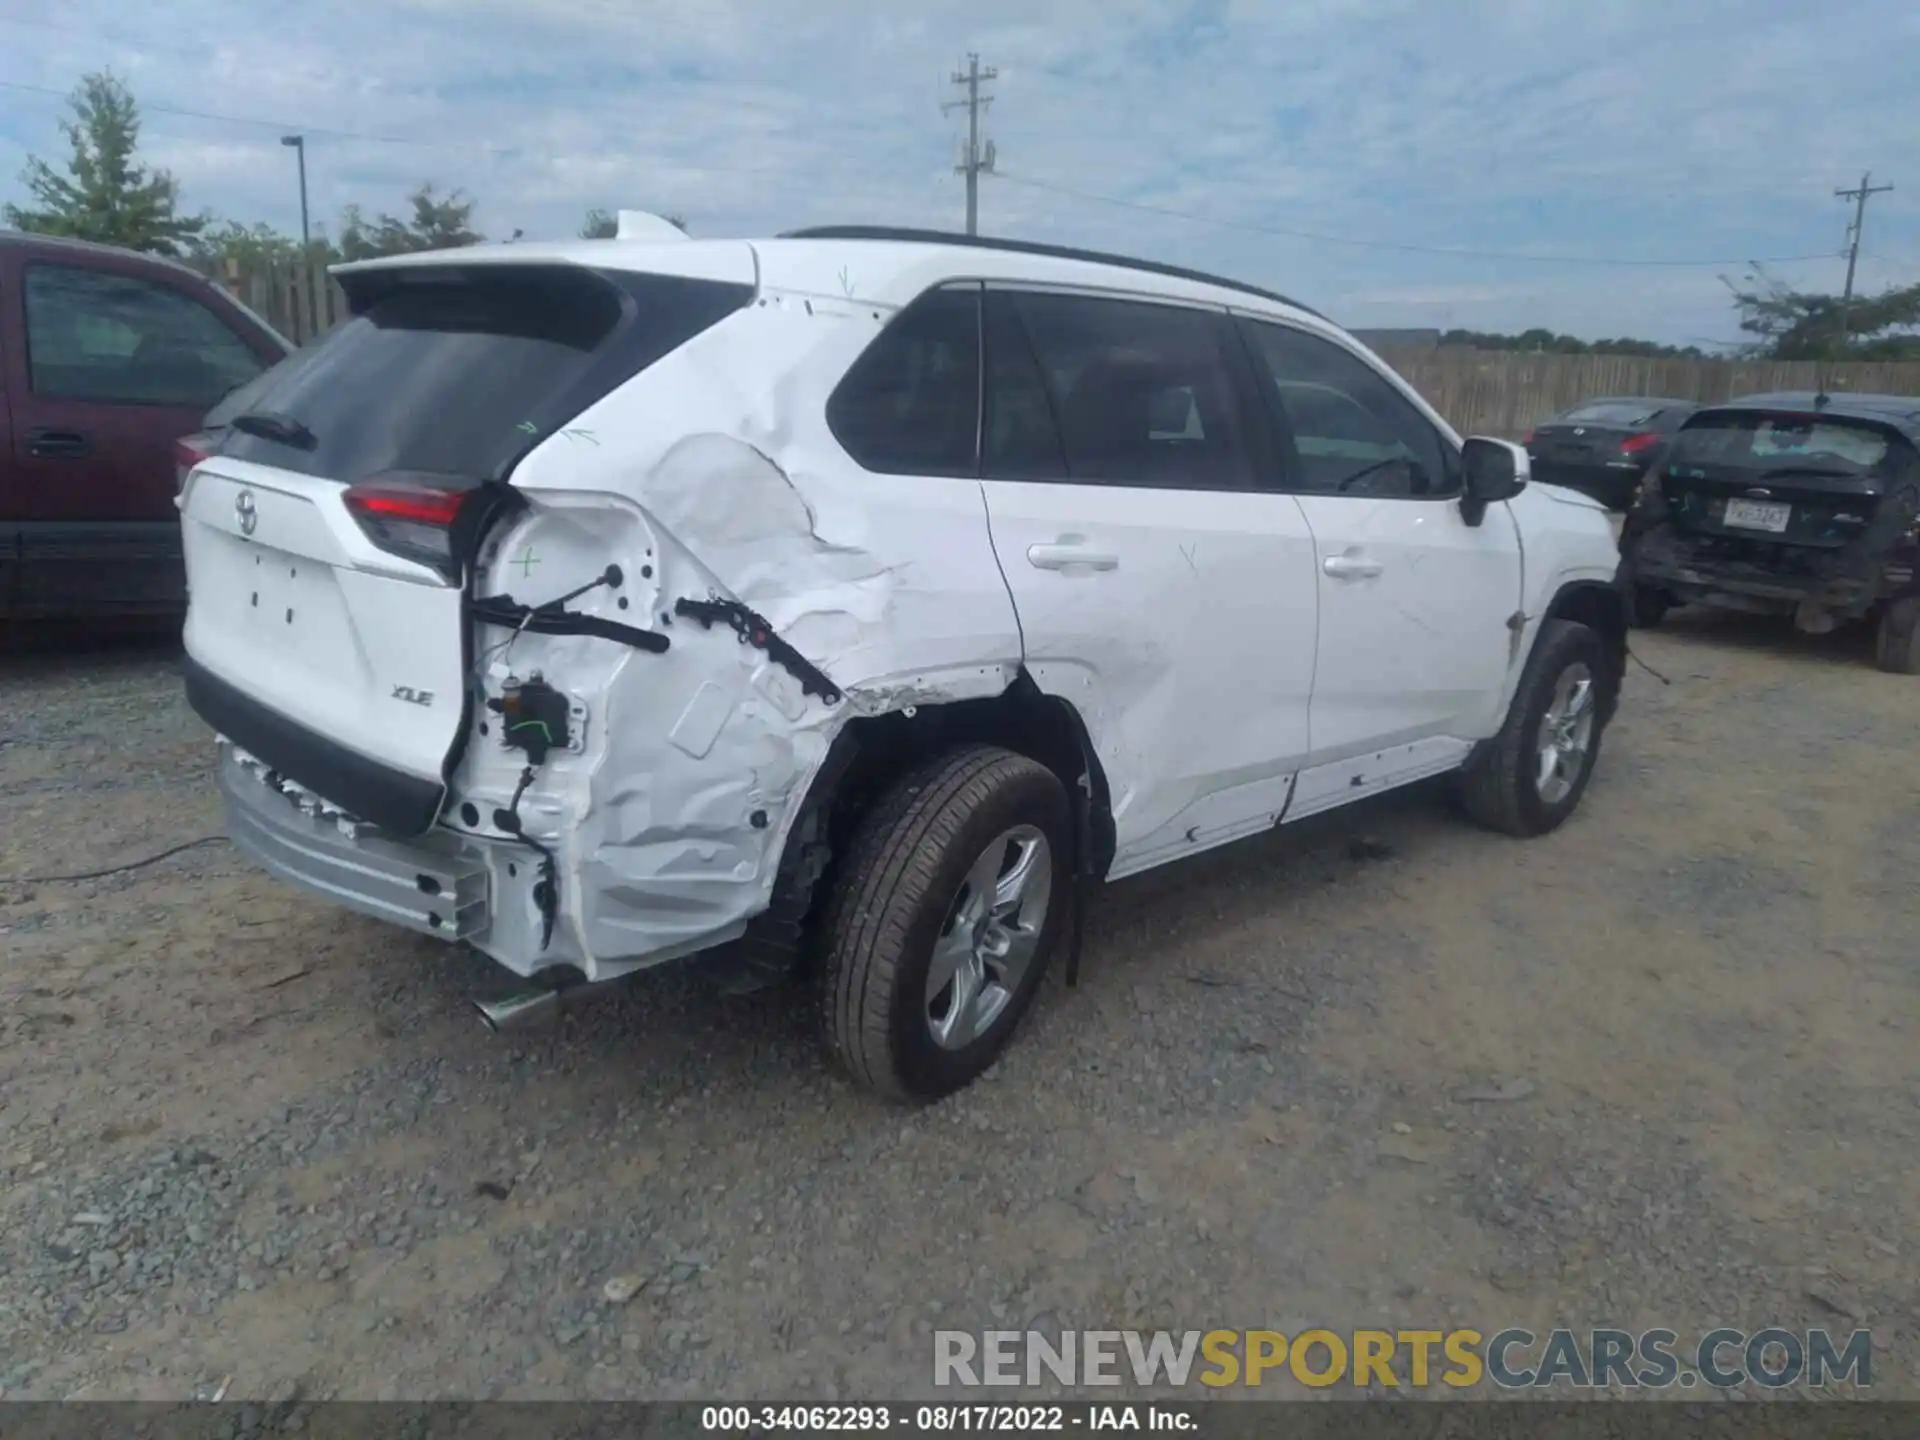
1460,436 -> 1528,527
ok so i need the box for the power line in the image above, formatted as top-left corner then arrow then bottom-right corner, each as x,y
0,75 -> 795,175
0,14 -> 826,127
942,53 -> 996,236
0,75 -> 509,151
995,170 -> 1844,269
0,11 -> 339,84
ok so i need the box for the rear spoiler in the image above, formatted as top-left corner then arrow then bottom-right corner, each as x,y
614,210 -> 689,242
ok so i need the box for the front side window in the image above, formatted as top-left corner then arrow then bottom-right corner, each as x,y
1004,290 -> 1253,491
827,286 -> 981,477
1241,319 -> 1455,498
24,264 -> 265,408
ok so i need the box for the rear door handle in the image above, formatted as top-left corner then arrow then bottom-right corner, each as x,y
1027,542 -> 1119,571
26,427 -> 92,459
1323,553 -> 1383,580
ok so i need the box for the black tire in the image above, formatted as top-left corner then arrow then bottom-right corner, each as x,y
1460,619 -> 1610,838
1874,596 -> 1920,675
1629,585 -> 1670,629
819,744 -> 1071,1102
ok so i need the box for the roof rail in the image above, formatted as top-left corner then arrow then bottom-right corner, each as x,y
777,225 -> 1324,320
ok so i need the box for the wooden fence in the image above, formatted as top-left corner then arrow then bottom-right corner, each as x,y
206,257 -> 349,346
207,258 -> 1920,435
1368,347 -> 1920,439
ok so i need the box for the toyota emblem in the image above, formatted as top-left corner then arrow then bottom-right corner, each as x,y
235,490 -> 258,537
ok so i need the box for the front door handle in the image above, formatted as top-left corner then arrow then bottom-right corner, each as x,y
1323,553 -> 1384,580
26,427 -> 92,459
1028,542 -> 1119,571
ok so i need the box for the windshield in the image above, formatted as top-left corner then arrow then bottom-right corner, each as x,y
1673,413 -> 1892,470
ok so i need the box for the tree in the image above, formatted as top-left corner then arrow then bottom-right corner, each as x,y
1437,327 -> 1703,358
580,207 -> 688,238
191,219 -> 336,272
338,184 -> 482,260
3,71 -> 208,255
1723,265 -> 1920,361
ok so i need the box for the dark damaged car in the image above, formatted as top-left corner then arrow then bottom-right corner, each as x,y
1525,396 -> 1696,511
1619,391 -> 1920,672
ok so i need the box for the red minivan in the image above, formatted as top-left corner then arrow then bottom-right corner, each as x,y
1,231 -> 292,624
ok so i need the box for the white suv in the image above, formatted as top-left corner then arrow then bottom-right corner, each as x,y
177,222 -> 1626,1101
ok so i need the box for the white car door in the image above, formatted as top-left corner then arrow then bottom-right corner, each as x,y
977,288 -> 1320,878
1236,318 -> 1522,818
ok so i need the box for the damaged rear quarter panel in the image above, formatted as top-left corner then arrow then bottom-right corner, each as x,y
458,278 -> 1024,977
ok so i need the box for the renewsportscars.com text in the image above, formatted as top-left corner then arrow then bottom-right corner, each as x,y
933,1327 -> 1872,1391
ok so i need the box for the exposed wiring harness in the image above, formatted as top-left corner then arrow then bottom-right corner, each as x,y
0,835 -> 230,886
494,764 -> 560,949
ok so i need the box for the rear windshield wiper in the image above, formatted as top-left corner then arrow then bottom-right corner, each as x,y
228,410 -> 318,451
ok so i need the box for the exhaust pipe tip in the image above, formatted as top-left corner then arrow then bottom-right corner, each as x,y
472,987 -> 561,1033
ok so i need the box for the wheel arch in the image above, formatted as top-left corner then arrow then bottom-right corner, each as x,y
734,669 -> 1118,984
1536,578 -> 1629,725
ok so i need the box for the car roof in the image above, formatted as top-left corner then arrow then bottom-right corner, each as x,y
334,228 -> 1331,331
1701,391 -> 1920,437
776,225 -> 1326,319
0,229 -> 217,284
1560,396 -> 1696,411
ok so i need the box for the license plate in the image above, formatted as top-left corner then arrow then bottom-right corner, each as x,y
1724,498 -> 1791,533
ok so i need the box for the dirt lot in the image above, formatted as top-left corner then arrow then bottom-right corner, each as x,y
2,614 -> 1915,1404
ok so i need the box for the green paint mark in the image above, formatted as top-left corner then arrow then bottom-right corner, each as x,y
515,420 -> 540,435
559,428 -> 600,446
509,720 -> 555,741
513,547 -> 540,579
838,266 -> 854,298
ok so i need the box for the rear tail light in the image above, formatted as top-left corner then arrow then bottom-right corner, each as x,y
1619,432 -> 1661,455
343,475 -> 485,582
1522,429 -> 1536,446
174,436 -> 210,495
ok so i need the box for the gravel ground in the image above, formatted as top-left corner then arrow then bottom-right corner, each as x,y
1,614 -> 1915,1404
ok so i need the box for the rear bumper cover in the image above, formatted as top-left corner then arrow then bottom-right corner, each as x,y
183,654 -> 446,835
1624,523 -> 1895,618
218,742 -> 489,941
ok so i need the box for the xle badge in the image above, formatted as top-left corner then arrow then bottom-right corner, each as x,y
392,685 -> 435,707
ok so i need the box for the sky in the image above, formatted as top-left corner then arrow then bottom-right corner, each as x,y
2,0 -> 1917,347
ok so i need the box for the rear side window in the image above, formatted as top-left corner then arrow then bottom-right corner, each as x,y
1674,413 -> 1894,471
827,286 -> 981,477
982,290 -> 1067,480
215,265 -> 751,481
1008,291 -> 1253,490
23,263 -> 266,409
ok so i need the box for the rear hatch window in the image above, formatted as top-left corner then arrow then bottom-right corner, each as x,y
1662,410 -> 1901,545
214,263 -> 753,482
1671,413 -> 1891,471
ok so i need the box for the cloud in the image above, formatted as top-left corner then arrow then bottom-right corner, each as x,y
2,0 -> 1914,343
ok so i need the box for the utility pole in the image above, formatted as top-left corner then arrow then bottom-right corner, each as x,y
944,54 -> 997,235
1834,170 -> 1893,356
